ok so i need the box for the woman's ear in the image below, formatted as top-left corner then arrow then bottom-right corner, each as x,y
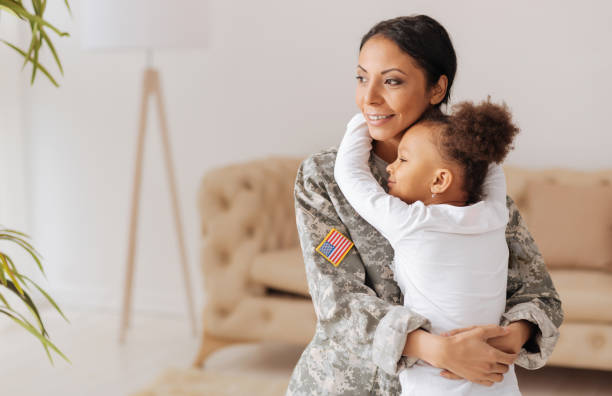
429,75 -> 448,106
431,168 -> 453,194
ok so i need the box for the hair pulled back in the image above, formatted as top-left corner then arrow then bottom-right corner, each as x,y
423,99 -> 520,204
360,15 -> 457,106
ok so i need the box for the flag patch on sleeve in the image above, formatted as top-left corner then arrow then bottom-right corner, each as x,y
316,228 -> 354,267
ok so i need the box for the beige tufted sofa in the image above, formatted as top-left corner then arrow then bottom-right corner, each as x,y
192,157 -> 316,367
193,157 -> 612,372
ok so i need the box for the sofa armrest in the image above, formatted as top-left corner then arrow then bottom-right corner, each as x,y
197,156 -> 303,310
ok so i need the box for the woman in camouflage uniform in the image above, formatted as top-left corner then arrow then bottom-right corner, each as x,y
287,15 -> 563,396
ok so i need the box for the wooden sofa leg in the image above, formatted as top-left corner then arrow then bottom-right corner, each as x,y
192,331 -> 237,368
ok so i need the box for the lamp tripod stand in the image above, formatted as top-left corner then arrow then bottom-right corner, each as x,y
119,65 -> 197,343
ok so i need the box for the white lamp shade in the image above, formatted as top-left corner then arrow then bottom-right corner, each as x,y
80,0 -> 208,50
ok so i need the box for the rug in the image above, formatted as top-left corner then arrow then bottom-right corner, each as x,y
130,367 -> 290,396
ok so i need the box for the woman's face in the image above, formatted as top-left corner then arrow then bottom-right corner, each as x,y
355,35 -> 438,143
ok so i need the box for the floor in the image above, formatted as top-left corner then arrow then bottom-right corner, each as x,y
0,307 -> 610,396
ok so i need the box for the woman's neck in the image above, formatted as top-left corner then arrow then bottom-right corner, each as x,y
372,139 -> 400,163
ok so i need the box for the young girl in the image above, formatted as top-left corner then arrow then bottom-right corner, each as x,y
334,99 -> 521,396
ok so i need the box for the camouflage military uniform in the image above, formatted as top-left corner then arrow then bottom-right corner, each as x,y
286,148 -> 564,396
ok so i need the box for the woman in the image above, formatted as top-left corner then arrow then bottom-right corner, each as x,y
287,15 -> 563,396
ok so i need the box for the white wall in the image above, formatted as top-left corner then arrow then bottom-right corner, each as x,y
12,0 -> 612,320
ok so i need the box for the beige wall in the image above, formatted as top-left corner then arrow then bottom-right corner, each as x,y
13,0 -> 612,314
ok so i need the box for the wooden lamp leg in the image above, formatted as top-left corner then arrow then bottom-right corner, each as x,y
119,68 -> 197,343
119,68 -> 153,344
151,70 -> 197,336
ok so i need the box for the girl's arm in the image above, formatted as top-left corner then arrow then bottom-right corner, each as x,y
334,113 -> 423,246
482,163 -> 508,206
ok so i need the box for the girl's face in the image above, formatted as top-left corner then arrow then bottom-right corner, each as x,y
355,35 -> 440,143
386,123 -> 441,204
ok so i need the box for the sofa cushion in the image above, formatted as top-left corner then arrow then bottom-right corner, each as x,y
204,296 -> 316,344
550,269 -> 612,323
250,248 -> 310,297
547,322 -> 612,370
524,181 -> 612,271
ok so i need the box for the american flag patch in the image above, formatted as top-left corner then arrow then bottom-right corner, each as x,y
315,228 -> 354,267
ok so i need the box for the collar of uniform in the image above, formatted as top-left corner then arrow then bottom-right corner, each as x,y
370,151 -> 390,188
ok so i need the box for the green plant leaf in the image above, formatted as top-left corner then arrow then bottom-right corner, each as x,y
0,0 -> 68,37
30,29 -> 42,84
0,232 -> 46,275
2,255 -> 32,292
0,253 -> 24,296
0,228 -> 42,257
1,40 -> 59,87
39,28 -> 63,75
0,4 -> 21,18
33,0 -> 43,14
0,258 -> 7,286
4,279 -> 48,336
0,306 -> 64,363
1,0 -> 71,86
0,290 -> 12,309
1,228 -> 30,238
0,308 -> 70,364
20,274 -> 69,323
0,1 -> 26,20
0,253 -> 32,292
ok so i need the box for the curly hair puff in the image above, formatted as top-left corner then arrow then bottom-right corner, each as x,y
421,98 -> 520,204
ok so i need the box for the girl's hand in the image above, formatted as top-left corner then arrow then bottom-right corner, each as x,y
427,325 -> 518,387
438,321 -> 533,384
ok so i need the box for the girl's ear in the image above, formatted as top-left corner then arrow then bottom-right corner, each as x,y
429,75 -> 448,106
431,168 -> 453,194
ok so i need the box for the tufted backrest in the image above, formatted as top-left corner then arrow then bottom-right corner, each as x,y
197,157 -> 304,313
504,166 -> 612,223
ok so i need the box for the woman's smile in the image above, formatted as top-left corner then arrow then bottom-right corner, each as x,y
366,113 -> 395,126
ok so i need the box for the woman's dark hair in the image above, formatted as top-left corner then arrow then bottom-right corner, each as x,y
360,15 -> 457,106
422,99 -> 520,204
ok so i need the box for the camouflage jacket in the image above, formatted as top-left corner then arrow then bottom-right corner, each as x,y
286,148 -> 563,396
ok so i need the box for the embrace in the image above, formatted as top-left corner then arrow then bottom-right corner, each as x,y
286,15 -> 563,396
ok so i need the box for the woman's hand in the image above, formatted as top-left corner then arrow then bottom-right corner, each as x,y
438,321 -> 534,384
404,325 -> 518,387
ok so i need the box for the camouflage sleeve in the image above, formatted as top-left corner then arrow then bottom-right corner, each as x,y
295,156 -> 432,375
501,196 -> 564,369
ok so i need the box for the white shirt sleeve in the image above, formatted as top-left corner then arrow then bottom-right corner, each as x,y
334,113 -> 426,247
481,163 -> 507,206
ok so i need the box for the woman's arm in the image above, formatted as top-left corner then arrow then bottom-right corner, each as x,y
295,153 -> 431,375
500,197 -> 563,369
334,113 -> 423,246
405,326 -> 518,387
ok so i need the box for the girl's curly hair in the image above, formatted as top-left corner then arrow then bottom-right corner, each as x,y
421,98 -> 520,204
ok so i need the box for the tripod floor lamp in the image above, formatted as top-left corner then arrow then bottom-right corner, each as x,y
81,0 -> 207,342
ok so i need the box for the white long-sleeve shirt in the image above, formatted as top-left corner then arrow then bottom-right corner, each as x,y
334,113 -> 520,396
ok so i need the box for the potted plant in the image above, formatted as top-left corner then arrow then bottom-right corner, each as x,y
1,229 -> 69,363
0,0 -> 71,86
0,1 -> 71,363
